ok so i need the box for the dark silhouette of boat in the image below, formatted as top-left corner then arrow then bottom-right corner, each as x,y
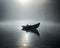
22,23 -> 40,30
22,23 -> 40,36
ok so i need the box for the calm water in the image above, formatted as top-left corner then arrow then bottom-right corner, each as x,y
0,20 -> 60,48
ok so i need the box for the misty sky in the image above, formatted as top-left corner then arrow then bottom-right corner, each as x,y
0,0 -> 60,22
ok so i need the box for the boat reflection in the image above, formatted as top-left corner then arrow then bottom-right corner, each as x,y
22,28 -> 40,36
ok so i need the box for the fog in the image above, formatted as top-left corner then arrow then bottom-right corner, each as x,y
0,0 -> 60,22
0,0 -> 60,48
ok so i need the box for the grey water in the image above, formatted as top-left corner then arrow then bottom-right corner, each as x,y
0,20 -> 60,48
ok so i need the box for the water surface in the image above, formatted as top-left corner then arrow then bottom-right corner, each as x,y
0,20 -> 60,48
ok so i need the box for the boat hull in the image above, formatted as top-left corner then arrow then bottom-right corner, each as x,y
22,23 -> 40,30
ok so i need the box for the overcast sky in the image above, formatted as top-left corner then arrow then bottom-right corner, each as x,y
0,0 -> 60,22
